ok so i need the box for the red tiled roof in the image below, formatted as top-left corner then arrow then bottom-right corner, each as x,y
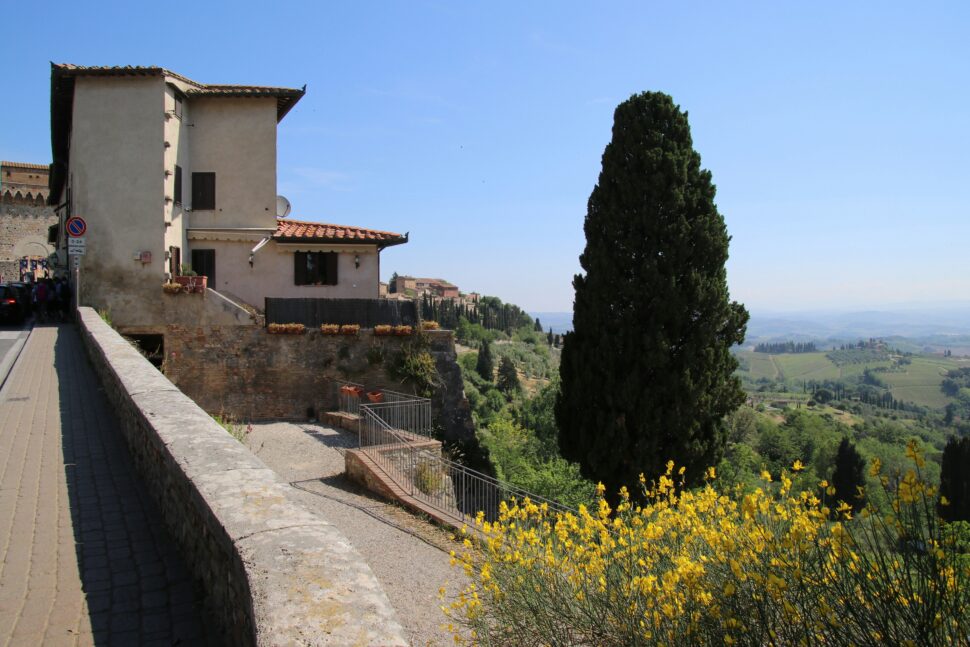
274,219 -> 408,248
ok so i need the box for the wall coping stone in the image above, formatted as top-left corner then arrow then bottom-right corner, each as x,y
77,307 -> 407,646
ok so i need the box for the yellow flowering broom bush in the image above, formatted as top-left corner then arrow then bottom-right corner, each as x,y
444,441 -> 969,646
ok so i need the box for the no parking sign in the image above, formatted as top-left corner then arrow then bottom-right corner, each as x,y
66,217 -> 87,238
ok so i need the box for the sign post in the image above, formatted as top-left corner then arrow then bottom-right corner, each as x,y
66,216 -> 87,319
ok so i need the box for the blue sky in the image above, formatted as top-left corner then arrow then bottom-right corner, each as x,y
3,1 -> 968,313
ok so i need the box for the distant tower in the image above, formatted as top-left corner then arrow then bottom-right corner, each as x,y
0,161 -> 58,281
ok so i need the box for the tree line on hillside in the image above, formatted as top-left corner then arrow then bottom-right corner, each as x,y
754,341 -> 817,354
421,293 -> 532,336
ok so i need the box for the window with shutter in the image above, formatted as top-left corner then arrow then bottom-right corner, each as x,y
191,172 -> 216,210
174,166 -> 182,205
294,252 -> 339,285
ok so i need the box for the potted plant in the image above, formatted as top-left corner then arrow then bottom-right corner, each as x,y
340,324 -> 360,336
421,320 -> 440,331
340,385 -> 364,398
267,323 -> 306,334
394,325 -> 414,336
374,325 -> 393,336
162,282 -> 182,295
320,324 -> 340,335
173,274 -> 208,293
366,390 -> 384,403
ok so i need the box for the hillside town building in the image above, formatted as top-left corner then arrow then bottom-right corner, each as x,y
392,275 -> 459,299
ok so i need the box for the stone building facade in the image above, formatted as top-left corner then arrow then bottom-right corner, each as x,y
0,161 -> 58,282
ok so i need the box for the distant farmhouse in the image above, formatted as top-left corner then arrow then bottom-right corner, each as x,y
48,63 -> 407,332
0,161 -> 57,282
392,276 -> 460,299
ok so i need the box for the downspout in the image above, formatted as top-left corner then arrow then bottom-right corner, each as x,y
249,236 -> 271,267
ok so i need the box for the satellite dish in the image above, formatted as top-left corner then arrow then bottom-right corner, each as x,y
275,195 -> 291,219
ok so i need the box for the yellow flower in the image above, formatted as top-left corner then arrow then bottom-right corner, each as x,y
760,470 -> 772,482
869,457 -> 882,477
792,460 -> 805,472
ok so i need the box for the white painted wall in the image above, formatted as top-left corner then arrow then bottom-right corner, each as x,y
187,97 -> 278,230
185,238 -> 380,307
70,75 -> 166,319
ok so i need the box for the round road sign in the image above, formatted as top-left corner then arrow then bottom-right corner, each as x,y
66,217 -> 87,237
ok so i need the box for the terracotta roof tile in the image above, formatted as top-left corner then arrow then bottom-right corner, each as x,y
274,218 -> 407,247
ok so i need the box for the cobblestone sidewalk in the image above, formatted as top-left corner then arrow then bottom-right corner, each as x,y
0,324 -> 217,646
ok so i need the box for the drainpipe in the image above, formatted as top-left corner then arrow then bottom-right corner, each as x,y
249,237 -> 271,268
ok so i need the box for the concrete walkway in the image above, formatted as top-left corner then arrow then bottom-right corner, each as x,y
244,422 -> 465,647
0,324 -> 217,646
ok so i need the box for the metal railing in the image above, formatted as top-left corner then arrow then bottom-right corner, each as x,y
358,405 -> 573,524
360,398 -> 432,440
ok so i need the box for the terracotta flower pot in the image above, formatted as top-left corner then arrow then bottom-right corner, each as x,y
366,391 -> 384,403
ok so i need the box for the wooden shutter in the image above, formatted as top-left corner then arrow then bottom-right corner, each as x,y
191,172 -> 216,210
325,252 -> 339,285
169,246 -> 181,276
294,252 -> 307,285
174,166 -> 182,204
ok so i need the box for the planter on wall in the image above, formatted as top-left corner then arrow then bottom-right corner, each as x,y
320,324 -> 340,335
173,275 -> 208,294
162,282 -> 182,295
267,323 -> 306,334
341,385 -> 364,398
340,324 -> 360,336
366,391 -> 384,403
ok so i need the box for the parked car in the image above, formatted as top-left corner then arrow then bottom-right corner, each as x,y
0,284 -> 25,324
4,282 -> 33,320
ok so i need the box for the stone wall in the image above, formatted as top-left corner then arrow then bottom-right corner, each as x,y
77,308 -> 407,646
162,325 -> 476,444
0,201 -> 58,281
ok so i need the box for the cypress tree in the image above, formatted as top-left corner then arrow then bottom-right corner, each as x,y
831,438 -> 867,514
476,340 -> 494,382
555,92 -> 748,497
939,435 -> 970,522
497,356 -> 521,395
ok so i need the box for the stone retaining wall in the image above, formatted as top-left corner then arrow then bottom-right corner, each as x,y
162,325 -> 476,445
77,307 -> 407,646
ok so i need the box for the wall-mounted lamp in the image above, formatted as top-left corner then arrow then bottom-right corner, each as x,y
354,255 -> 360,269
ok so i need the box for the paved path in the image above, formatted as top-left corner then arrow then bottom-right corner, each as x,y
0,324 -> 217,646
245,422 -> 465,647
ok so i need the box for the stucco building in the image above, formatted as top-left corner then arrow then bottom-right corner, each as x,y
49,63 -> 406,331
0,161 -> 57,282
393,276 -> 459,299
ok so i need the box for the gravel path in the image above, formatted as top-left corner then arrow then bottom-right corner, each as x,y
243,421 -> 464,647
